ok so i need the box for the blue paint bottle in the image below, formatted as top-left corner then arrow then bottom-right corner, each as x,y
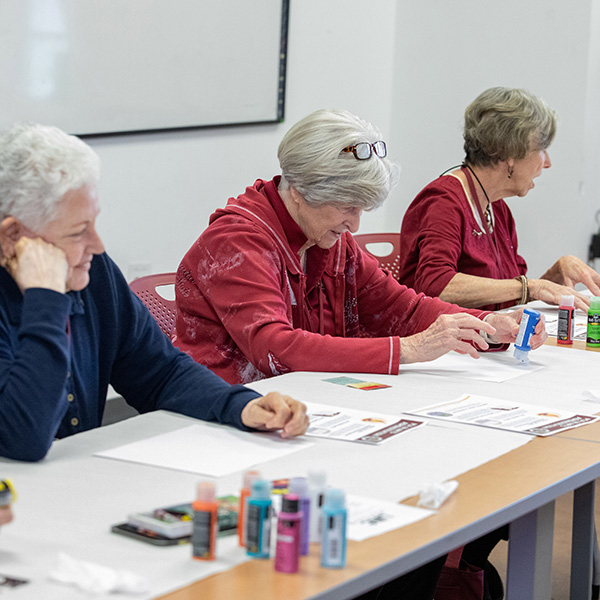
320,488 -> 347,569
245,479 -> 272,559
513,308 -> 541,364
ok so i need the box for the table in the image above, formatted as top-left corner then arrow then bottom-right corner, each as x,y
160,434 -> 600,600
2,343 -> 599,600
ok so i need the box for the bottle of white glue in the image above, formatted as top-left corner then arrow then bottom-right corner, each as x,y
514,308 -> 541,364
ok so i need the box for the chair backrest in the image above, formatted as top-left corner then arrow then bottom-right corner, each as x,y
353,233 -> 401,279
129,272 -> 176,337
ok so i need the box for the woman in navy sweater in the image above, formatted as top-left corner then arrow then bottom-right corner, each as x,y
0,123 -> 308,462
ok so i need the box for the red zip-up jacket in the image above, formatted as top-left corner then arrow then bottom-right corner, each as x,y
174,178 -> 488,384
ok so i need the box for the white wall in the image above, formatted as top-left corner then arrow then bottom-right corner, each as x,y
390,0 -> 598,278
90,0 -> 397,279
89,0 -> 600,282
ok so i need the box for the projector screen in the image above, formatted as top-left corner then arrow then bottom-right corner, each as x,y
0,0 -> 288,136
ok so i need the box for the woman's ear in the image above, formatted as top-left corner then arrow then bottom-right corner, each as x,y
289,187 -> 305,207
0,217 -> 24,259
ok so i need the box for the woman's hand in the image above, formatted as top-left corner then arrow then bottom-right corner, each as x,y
528,278 -> 590,311
6,237 -> 68,294
241,392 -> 309,438
0,505 -> 13,527
399,313 -> 496,363
540,255 -> 600,298
485,310 -> 547,348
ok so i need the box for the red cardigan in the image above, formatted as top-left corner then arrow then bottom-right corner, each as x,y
399,175 -> 527,311
175,178 -> 488,384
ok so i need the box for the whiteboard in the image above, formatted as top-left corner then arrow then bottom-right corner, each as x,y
0,0 -> 288,136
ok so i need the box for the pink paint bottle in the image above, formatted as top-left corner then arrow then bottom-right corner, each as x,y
274,494 -> 302,573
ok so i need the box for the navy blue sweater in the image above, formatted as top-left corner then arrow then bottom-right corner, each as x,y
0,253 -> 259,461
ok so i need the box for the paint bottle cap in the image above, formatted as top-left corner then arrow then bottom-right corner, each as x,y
590,297 -> 600,311
323,488 -> 346,510
288,477 -> 308,498
242,470 -> 261,490
281,494 -> 300,513
513,346 -> 530,364
0,479 -> 15,506
308,470 -> 327,488
251,478 -> 271,500
196,481 -> 216,503
560,295 -> 574,307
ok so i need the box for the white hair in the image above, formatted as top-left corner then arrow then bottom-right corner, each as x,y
277,109 -> 398,210
0,123 -> 100,230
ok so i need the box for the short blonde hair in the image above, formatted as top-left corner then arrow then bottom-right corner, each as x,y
463,87 -> 557,167
277,109 -> 398,210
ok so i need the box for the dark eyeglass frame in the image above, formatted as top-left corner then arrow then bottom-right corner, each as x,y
341,141 -> 387,160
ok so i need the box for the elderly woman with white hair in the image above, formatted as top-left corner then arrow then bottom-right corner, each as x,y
175,109 -> 545,386
0,123 -> 308,462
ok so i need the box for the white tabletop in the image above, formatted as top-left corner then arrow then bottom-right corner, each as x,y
0,341 -> 598,599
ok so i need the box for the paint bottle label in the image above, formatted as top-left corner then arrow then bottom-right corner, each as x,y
274,518 -> 300,573
557,307 -> 574,344
587,311 -> 600,346
192,510 -> 216,559
246,503 -> 272,557
322,514 -> 345,567
515,312 -> 531,347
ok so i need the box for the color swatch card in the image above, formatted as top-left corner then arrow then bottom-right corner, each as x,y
304,401 -> 424,444
324,376 -> 391,390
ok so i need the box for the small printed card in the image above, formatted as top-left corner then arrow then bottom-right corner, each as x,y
305,401 -> 424,444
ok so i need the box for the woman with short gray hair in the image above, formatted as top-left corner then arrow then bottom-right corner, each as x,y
175,108 -> 542,388
400,86 -> 600,311
0,122 -> 309,462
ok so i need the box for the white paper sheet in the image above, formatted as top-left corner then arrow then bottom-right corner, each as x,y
347,495 -> 434,542
95,424 -> 313,476
398,349 -> 545,382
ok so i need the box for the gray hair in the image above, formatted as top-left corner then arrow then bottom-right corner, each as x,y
0,123 -> 100,230
463,87 -> 557,167
277,109 -> 398,210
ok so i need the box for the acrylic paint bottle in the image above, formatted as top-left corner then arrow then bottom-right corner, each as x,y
288,477 -> 310,555
513,308 -> 541,363
320,488 -> 347,569
587,296 -> 600,348
557,295 -> 575,345
192,481 -> 218,561
246,479 -> 272,559
308,470 -> 327,543
238,469 -> 260,547
274,494 -> 302,573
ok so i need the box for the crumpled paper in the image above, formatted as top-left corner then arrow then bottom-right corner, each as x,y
583,390 -> 600,403
49,552 -> 150,595
417,480 -> 459,509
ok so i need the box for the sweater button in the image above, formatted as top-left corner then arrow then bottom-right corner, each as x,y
67,394 -> 74,402
71,417 -> 79,427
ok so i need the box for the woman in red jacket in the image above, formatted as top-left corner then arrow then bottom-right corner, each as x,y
399,86 -> 600,312
176,108 -> 546,600
175,108 -> 543,386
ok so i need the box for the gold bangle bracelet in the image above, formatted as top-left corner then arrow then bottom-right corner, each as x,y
514,275 -> 528,305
